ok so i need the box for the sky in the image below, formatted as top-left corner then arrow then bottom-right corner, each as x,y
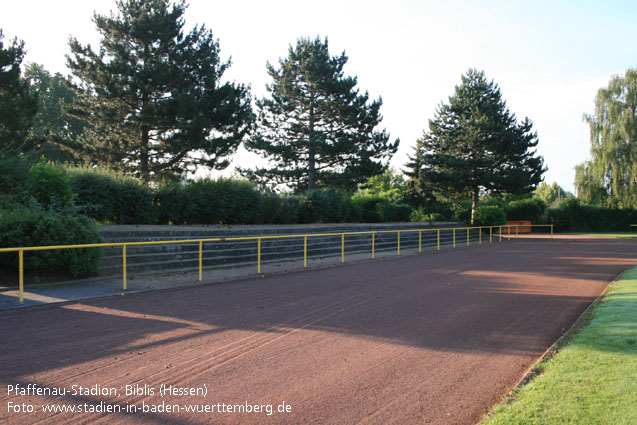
3,0 -> 637,192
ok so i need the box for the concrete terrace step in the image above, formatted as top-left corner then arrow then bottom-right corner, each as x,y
97,223 -> 480,276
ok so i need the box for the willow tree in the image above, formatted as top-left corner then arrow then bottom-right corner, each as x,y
575,69 -> 637,208
418,69 -> 545,224
67,0 -> 253,182
243,37 -> 399,191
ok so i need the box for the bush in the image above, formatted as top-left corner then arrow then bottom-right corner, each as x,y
544,198 -> 637,232
473,206 -> 507,226
67,166 -> 154,224
0,153 -> 31,207
506,198 -> 546,223
176,178 -> 265,225
350,195 -> 411,223
261,193 -> 300,224
27,160 -> 75,208
0,206 -> 102,278
154,182 -> 189,225
409,207 -> 443,223
296,190 -> 352,223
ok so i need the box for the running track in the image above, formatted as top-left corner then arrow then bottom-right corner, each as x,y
1,236 -> 636,424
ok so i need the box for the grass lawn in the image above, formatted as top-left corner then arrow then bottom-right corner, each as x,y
564,232 -> 637,238
481,266 -> 637,425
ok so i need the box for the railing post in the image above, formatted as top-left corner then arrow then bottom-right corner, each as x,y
516,225 -> 519,239
479,227 -> 482,244
257,238 -> 261,274
453,228 -> 456,248
341,234 -> 345,263
372,233 -> 375,259
304,236 -> 307,268
199,240 -> 203,281
122,245 -> 127,291
508,226 -> 511,241
397,232 -> 401,256
19,250 -> 24,304
499,226 -> 502,242
419,231 -> 422,253
466,228 -> 470,246
437,229 -> 440,250
490,226 -> 492,243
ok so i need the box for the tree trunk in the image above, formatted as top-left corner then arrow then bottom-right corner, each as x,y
308,101 -> 316,190
471,187 -> 479,225
140,126 -> 150,183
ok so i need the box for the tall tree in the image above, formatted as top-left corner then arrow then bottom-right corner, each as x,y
534,181 -> 572,206
67,0 -> 253,182
24,63 -> 87,162
243,36 -> 399,192
0,30 -> 37,153
575,69 -> 637,209
419,69 -> 545,224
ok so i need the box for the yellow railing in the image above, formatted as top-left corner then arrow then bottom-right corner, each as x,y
0,224 -> 553,303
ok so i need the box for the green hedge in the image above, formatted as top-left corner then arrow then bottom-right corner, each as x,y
350,195 -> 411,223
68,166 -> 154,224
0,206 -> 102,278
155,179 -> 265,225
506,198 -> 546,223
544,198 -> 637,232
473,206 -> 507,226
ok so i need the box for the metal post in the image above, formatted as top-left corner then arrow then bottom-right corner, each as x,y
397,232 -> 401,256
499,226 -> 502,242
198,240 -> 203,281
304,236 -> 307,268
508,226 -> 511,241
467,228 -> 470,246
453,229 -> 456,248
419,231 -> 422,253
479,227 -> 482,244
372,233 -> 375,258
19,250 -> 24,303
490,226 -> 493,243
257,238 -> 261,274
437,229 -> 440,250
122,245 -> 127,291
341,234 -> 345,263
516,225 -> 519,239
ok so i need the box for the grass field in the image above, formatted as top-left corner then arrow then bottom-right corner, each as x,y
481,266 -> 637,425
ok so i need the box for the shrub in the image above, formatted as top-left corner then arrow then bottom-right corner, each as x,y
0,205 -> 102,278
410,207 -> 443,223
154,182 -> 188,225
67,166 -> 154,224
296,190 -> 352,223
473,205 -> 507,226
506,198 -> 546,222
179,178 -> 265,225
27,160 -> 74,208
0,153 -> 31,207
350,195 -> 411,223
544,197 -> 637,232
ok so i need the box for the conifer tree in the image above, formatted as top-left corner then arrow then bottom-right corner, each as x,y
243,37 -> 399,191
0,30 -> 37,153
67,0 -> 252,182
419,69 -> 545,224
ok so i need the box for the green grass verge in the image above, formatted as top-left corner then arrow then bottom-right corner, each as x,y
481,266 -> 637,425
564,232 -> 637,238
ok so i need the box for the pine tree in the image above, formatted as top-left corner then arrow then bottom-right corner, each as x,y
575,69 -> 637,209
243,36 -> 399,191
66,0 -> 253,182
420,69 -> 545,224
0,30 -> 37,153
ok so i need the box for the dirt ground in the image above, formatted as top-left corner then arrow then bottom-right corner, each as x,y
1,236 -> 635,424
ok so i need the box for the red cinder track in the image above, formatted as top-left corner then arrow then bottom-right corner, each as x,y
1,237 -> 635,424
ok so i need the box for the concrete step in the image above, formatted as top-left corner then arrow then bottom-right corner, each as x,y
97,223 -> 480,276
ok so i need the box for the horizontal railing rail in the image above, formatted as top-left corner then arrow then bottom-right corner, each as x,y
0,224 -> 553,303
